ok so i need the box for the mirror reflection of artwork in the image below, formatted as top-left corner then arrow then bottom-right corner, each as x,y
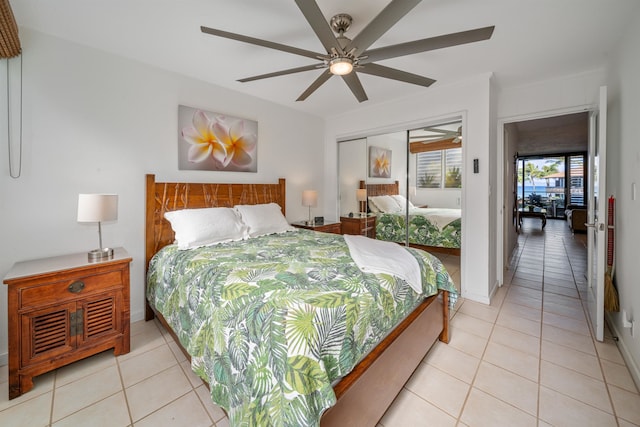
369,146 -> 391,178
178,105 -> 258,172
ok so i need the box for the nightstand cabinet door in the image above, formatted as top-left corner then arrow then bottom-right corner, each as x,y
21,302 -> 76,367
78,291 -> 123,346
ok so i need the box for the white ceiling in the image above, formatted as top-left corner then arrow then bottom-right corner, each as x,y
12,0 -> 640,118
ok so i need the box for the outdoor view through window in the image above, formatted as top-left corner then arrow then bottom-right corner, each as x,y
516,154 -> 585,219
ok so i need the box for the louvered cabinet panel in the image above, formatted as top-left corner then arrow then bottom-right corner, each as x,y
20,303 -> 76,366
79,294 -> 122,344
4,248 -> 131,400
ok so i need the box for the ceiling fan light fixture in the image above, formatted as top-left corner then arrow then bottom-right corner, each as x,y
329,57 -> 353,75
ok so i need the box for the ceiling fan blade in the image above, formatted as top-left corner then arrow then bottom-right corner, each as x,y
361,26 -> 495,63
422,127 -> 458,134
341,73 -> 368,103
410,133 -> 456,140
347,0 -> 422,56
295,0 -> 341,52
238,64 -> 324,83
296,69 -> 333,101
357,63 -> 435,87
200,26 -> 324,60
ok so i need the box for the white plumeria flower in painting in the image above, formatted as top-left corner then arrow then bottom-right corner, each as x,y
182,110 -> 227,165
211,118 -> 257,168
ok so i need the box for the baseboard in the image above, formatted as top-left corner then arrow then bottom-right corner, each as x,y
606,313 -> 640,391
461,290 -> 491,305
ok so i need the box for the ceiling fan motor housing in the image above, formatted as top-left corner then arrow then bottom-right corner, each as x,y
330,14 -> 352,35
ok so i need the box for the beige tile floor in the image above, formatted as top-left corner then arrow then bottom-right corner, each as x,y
1,218 -> 638,426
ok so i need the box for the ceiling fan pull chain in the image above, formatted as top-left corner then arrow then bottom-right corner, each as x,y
6,53 -> 23,179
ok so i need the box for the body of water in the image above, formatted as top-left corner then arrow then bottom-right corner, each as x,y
516,185 -> 554,198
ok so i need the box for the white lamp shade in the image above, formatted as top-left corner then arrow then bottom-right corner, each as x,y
356,189 -> 367,202
77,194 -> 118,222
302,190 -> 318,208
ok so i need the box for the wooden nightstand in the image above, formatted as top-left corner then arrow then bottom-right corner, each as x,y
291,221 -> 342,234
341,215 -> 376,239
3,247 -> 132,399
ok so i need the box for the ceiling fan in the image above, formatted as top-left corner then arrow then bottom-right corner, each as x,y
201,0 -> 494,103
410,125 -> 463,143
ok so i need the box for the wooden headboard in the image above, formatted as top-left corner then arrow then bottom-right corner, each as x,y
359,180 -> 400,197
145,174 -> 286,268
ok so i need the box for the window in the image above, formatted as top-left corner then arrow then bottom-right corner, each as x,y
417,147 -> 462,188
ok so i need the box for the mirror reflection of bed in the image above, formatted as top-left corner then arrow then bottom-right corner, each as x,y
360,180 -> 462,293
361,180 -> 460,254
336,119 -> 463,294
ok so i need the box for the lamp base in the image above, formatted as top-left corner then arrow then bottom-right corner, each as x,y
87,248 -> 114,262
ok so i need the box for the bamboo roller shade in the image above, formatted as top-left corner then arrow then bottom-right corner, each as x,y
0,0 -> 21,58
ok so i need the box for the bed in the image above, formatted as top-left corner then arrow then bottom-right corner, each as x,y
361,180 -> 461,256
144,174 -> 456,427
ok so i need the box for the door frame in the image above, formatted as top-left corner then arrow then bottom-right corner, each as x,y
496,104 -> 594,287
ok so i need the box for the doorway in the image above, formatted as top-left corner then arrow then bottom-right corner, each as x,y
501,111 -> 589,280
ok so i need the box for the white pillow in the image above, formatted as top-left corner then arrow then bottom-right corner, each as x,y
164,207 -> 249,249
390,195 -> 415,210
234,203 -> 294,237
369,195 -> 402,213
367,197 -> 380,213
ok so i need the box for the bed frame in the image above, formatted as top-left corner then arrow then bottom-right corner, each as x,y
361,180 -> 461,256
145,174 -> 449,427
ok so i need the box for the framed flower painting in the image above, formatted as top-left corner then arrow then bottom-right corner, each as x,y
369,146 -> 391,178
178,105 -> 258,172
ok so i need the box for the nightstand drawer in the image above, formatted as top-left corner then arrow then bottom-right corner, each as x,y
20,270 -> 123,309
316,222 -> 341,234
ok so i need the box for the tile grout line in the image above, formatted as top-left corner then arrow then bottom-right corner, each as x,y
536,228 -> 548,426
562,235 -> 624,424
49,371 -> 57,427
115,353 -> 135,427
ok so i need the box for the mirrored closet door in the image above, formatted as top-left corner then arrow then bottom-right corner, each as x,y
337,118 -> 463,257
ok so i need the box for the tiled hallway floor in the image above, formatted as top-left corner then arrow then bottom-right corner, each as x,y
1,219 -> 639,426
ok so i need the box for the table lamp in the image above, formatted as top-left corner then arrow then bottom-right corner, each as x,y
77,194 -> 118,261
302,190 -> 317,225
356,188 -> 367,217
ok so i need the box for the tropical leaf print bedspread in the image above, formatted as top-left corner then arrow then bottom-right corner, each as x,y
147,229 -> 456,427
376,212 -> 461,249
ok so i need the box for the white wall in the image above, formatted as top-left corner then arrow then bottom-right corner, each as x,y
0,29 -> 325,362
606,11 -> 640,387
325,74 -> 493,304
